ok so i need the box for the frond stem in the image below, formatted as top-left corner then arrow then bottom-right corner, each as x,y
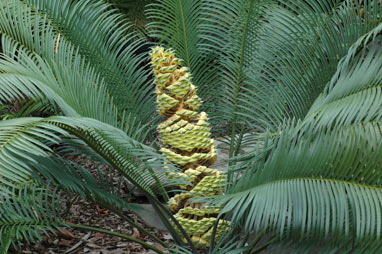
66,223 -> 164,254
208,214 -> 222,253
228,0 -> 254,180
178,0 -> 191,68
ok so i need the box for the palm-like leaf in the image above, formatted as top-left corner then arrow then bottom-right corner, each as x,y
198,0 -> 267,142
0,0 -> 164,198
214,15 -> 382,251
0,185 -> 65,247
0,0 -> 155,135
0,117 -> 65,192
242,0 -> 382,132
305,24 -> 382,131
0,114 -> 185,247
0,116 -> 169,196
24,0 -> 154,118
30,155 -> 142,213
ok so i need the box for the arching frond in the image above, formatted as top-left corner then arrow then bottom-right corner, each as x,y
240,0 -> 382,132
0,0 -> 155,137
304,23 -> 382,131
0,34 -> 150,142
23,0 -> 154,116
0,114 -> 182,246
0,1 -> 193,247
0,117 -> 66,191
0,116 -> 170,196
30,155 -> 141,213
219,122 -> 382,243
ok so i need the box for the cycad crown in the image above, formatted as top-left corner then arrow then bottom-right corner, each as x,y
150,46 -> 229,248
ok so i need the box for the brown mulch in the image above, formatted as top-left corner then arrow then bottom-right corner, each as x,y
11,198 -> 173,254
9,154 -> 175,254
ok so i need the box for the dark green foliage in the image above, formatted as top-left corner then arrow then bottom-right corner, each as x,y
0,186 -> 65,248
108,0 -> 154,39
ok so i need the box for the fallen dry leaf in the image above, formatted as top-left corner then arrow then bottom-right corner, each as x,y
131,228 -> 140,239
55,229 -> 74,240
94,233 -> 105,238
153,243 -> 165,252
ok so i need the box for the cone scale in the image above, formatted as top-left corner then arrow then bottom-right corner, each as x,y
150,47 -> 229,248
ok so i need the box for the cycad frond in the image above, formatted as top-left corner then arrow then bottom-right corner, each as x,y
241,0 -> 382,133
220,122 -> 382,242
23,0 -> 153,116
0,115 -> 172,215
0,0 -> 155,137
55,119 -> 168,197
0,117 -> 66,191
0,185 -> 65,247
304,23 -> 382,131
0,33 -> 149,141
217,24 -> 382,244
30,155 -> 141,213
199,0 -> 267,137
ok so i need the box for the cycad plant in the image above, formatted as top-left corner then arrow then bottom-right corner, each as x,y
1,0 -> 382,253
